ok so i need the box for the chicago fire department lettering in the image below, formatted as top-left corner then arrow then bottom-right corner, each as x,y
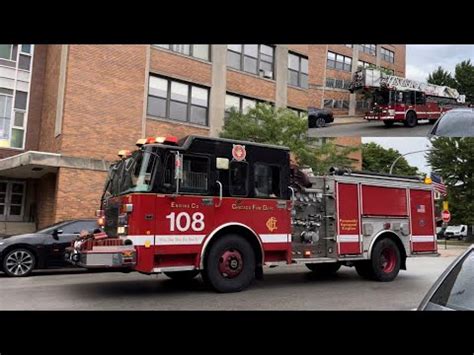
232,144 -> 246,161
339,219 -> 358,232
266,217 -> 278,232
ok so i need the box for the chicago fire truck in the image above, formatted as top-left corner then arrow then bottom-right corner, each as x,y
349,68 -> 466,127
66,135 -> 437,293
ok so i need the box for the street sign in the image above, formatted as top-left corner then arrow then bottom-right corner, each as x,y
443,201 -> 449,211
441,210 -> 451,223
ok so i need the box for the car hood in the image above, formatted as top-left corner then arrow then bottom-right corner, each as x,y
0,233 -> 45,243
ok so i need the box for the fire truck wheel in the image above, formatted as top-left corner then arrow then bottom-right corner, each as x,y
203,234 -> 256,293
354,261 -> 374,280
404,111 -> 417,127
383,121 -> 394,127
370,238 -> 401,282
306,262 -> 341,276
164,270 -> 200,281
429,119 -> 437,124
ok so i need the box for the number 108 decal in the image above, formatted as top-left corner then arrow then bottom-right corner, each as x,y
166,212 -> 205,232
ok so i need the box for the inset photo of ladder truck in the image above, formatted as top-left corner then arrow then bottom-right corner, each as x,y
66,135 -> 438,293
349,67 -> 466,128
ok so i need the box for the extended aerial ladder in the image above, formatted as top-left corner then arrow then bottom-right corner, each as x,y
350,68 -> 465,103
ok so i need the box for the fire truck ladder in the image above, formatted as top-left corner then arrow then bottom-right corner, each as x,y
381,74 -> 464,102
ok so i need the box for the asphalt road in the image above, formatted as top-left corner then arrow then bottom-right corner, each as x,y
308,120 -> 433,137
0,251 -> 461,310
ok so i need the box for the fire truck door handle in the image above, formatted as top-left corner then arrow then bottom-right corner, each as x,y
215,180 -> 223,208
288,186 -> 295,201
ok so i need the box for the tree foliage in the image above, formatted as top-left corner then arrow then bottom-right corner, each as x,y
427,138 -> 474,237
454,60 -> 474,102
427,66 -> 457,87
220,103 -> 359,175
362,142 -> 420,176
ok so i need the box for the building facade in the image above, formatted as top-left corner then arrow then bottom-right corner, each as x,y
0,44 -> 404,234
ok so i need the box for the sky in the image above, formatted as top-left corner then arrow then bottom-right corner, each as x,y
406,45 -> 474,82
361,138 -> 432,174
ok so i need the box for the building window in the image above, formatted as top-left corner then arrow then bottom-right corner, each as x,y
0,45 -> 14,60
360,44 -> 376,55
382,66 -> 394,75
325,78 -> 350,90
381,47 -> 395,63
288,107 -> 307,118
288,52 -> 308,89
225,93 -> 263,119
154,45 -> 211,61
357,60 -> 370,69
227,45 -> 275,79
356,100 -> 370,110
324,99 -> 349,109
0,95 -> 12,141
147,75 -> 209,126
0,181 -> 26,220
327,51 -> 352,72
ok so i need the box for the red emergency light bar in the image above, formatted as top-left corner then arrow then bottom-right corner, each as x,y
136,136 -> 178,147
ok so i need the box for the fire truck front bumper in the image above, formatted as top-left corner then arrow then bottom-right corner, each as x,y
65,246 -> 136,269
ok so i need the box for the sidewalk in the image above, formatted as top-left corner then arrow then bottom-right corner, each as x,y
332,115 -> 366,126
437,244 -> 469,257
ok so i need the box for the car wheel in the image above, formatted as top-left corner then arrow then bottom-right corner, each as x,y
445,236 -> 450,240
315,117 -> 326,128
383,120 -> 394,127
203,234 -> 256,293
404,111 -> 417,128
2,248 -> 36,277
458,236 -> 463,241
164,270 -> 200,281
306,262 -> 341,276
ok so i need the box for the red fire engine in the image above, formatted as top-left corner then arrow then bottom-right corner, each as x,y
66,135 -> 437,292
349,68 -> 466,127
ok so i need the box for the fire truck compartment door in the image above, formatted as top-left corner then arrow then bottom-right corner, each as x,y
409,189 -> 436,252
336,183 -> 361,255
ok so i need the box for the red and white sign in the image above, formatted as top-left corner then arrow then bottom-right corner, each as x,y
232,144 -> 246,161
441,210 -> 451,223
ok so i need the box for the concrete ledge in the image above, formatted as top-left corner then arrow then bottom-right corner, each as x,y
331,115 -> 367,126
0,150 -> 113,178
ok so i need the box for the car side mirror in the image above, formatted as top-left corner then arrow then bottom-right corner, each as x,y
53,229 -> 63,238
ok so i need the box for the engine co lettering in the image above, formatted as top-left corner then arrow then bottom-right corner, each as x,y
170,202 -> 200,209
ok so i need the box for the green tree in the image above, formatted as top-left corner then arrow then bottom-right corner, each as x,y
427,66 -> 456,87
362,142 -> 420,176
427,137 -> 474,239
220,103 -> 358,174
454,60 -> 474,102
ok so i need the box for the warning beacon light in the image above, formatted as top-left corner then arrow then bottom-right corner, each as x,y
135,136 -> 178,147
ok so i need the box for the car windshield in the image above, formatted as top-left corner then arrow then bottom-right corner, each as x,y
429,249 -> 474,310
430,110 -> 474,137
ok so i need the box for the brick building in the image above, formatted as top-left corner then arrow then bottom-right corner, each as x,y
0,44 -> 404,234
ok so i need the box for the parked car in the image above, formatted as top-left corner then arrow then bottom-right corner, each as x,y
444,225 -> 468,240
429,108 -> 474,137
436,226 -> 446,240
418,245 -> 474,310
0,219 -> 101,277
308,107 -> 334,128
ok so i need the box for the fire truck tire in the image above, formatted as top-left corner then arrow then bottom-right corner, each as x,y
370,238 -> 401,282
429,119 -> 437,124
164,270 -> 200,281
354,261 -> 374,280
383,121 -> 394,127
404,111 -> 417,127
306,262 -> 341,276
203,234 -> 256,293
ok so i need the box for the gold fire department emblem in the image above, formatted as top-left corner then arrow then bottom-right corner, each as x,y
266,217 -> 278,232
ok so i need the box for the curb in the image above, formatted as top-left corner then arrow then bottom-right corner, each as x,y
329,120 -> 367,127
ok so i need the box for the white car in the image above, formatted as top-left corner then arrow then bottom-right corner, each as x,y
444,225 -> 468,240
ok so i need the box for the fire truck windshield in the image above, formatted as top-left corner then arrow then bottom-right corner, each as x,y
103,149 -> 158,198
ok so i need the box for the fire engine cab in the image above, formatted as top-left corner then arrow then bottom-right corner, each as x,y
349,68 -> 466,128
66,135 -> 437,293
